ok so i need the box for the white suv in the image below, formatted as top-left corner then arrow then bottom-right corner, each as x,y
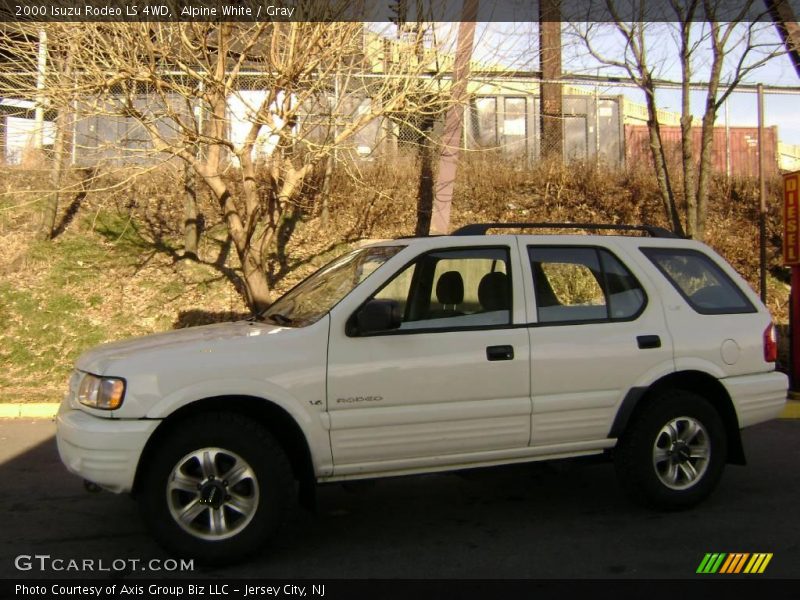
56,223 -> 788,562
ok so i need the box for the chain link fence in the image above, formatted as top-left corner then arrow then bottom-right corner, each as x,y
1,70 -> 798,176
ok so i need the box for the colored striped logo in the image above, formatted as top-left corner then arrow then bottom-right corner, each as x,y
696,553 -> 773,574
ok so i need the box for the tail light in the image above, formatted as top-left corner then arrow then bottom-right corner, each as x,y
763,323 -> 778,363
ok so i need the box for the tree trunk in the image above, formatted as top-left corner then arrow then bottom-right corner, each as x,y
694,26 -> 725,243
678,52 -> 697,238
203,173 -> 272,312
241,247 -> 272,313
676,6 -> 698,238
643,88 -> 685,237
39,143 -> 61,239
40,102 -> 70,239
319,153 -> 333,226
539,1 -> 563,160
694,109 -> 717,241
414,118 -> 435,236
200,173 -> 267,311
680,111 -> 697,238
430,2 -> 477,234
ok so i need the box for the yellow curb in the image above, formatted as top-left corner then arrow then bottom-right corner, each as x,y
0,405 -> 20,418
0,403 -> 59,419
780,400 -> 800,419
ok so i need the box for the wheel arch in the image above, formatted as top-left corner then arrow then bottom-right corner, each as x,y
132,395 -> 317,505
610,370 -> 745,465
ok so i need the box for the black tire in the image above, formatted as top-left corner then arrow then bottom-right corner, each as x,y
614,389 -> 727,510
138,411 -> 293,564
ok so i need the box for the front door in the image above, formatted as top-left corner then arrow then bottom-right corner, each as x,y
326,245 -> 531,474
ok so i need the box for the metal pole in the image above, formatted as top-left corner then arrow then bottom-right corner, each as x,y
758,83 -> 768,304
788,170 -> 800,390
594,80 -> 600,166
724,98 -> 731,178
792,268 -> 800,390
35,29 -> 47,150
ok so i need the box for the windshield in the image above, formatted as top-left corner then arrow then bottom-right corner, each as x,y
260,245 -> 404,326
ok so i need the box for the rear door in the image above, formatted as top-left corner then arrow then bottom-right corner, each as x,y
523,241 -> 675,447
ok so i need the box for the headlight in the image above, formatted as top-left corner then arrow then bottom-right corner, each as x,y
77,373 -> 126,410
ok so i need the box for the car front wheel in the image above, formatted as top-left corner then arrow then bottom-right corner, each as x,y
138,412 -> 293,563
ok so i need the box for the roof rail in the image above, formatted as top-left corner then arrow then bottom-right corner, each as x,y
450,222 -> 680,238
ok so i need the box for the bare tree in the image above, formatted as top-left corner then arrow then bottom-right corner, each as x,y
570,0 -> 783,239
1,17 -> 449,310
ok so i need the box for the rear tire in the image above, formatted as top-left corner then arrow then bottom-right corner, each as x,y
138,412 -> 293,564
614,389 -> 727,510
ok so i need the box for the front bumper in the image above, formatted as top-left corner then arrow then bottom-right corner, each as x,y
56,404 -> 160,493
722,371 -> 789,428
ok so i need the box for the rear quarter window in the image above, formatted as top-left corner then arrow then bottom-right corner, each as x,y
641,247 -> 756,315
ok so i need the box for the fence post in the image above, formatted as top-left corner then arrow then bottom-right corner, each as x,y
758,83 -> 767,304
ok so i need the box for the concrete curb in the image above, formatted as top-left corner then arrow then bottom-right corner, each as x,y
1,400 -> 799,420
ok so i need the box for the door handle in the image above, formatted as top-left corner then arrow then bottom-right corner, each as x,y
486,345 -> 514,361
637,335 -> 661,349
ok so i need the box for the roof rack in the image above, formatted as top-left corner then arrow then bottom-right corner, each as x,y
451,222 -> 679,238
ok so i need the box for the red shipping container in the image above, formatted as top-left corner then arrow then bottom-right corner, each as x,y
625,125 -> 779,178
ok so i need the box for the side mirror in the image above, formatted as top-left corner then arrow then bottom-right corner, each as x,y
351,299 -> 401,336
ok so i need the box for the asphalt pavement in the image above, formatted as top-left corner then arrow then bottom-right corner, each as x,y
1,418 -> 798,580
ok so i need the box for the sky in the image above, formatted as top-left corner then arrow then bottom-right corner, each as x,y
559,21 -> 800,146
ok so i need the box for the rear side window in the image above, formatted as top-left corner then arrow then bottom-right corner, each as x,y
529,246 -> 646,324
641,248 -> 755,315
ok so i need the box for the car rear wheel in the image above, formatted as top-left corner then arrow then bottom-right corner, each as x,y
139,412 -> 293,563
614,389 -> 727,509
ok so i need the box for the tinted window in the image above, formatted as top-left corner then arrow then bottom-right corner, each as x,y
529,246 -> 645,323
601,250 -> 648,319
641,248 -> 755,315
369,247 -> 512,332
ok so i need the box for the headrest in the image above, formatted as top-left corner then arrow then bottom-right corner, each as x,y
478,271 -> 509,311
436,271 -> 464,305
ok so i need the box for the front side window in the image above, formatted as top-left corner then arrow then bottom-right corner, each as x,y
641,248 -> 755,315
261,245 -> 404,326
529,246 -> 646,324
367,247 -> 512,332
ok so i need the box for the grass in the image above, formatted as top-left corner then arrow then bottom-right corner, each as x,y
0,201 -> 251,402
0,181 -> 354,402
0,282 -> 106,400
0,158 -> 791,402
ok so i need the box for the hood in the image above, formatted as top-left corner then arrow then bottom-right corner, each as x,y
76,320 -> 283,374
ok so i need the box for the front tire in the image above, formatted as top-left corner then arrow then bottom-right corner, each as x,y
614,390 -> 727,510
138,412 -> 293,564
